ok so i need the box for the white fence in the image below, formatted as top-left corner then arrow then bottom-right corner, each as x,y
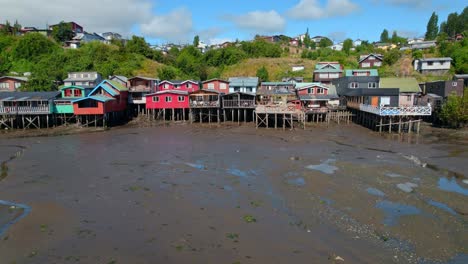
350,103 -> 432,116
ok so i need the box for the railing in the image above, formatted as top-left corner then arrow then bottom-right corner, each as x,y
255,104 -> 302,114
305,107 -> 329,113
349,103 -> 432,116
189,101 -> 220,108
222,99 -> 255,108
0,106 -> 50,115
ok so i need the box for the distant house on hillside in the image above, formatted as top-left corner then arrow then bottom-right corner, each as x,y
63,72 -> 102,88
49,22 -> 83,34
258,35 -> 280,43
102,32 -> 122,44
353,39 -> 363,47
413,57 -> 452,75
66,32 -> 106,48
374,42 -> 397,50
109,75 -> 128,87
331,43 -> 343,51
313,62 -> 343,84
311,36 -> 327,44
0,76 -> 28,91
358,54 -> 383,68
20,27 -> 51,36
202,79 -> 229,93
292,65 -> 305,72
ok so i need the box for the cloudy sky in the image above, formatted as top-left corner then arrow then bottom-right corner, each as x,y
0,0 -> 465,44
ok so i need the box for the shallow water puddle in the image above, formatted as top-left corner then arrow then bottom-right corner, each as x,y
396,182 -> 418,193
226,168 -> 248,178
375,200 -> 421,226
385,173 -> 404,178
366,187 -> 385,197
438,177 -> 468,196
306,159 -> 338,175
184,162 -> 205,170
427,200 -> 457,216
286,177 -> 306,187
0,200 -> 31,237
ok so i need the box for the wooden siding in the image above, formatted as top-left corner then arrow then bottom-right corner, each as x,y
145,93 -> 189,109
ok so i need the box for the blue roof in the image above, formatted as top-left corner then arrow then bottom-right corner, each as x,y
345,69 -> 379,77
88,80 -> 120,97
228,77 -> 259,87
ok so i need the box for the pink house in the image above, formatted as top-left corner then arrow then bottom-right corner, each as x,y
145,90 -> 189,109
157,80 -> 199,92
0,76 -> 28,91
295,82 -> 338,112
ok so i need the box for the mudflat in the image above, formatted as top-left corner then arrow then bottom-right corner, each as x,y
0,123 -> 467,264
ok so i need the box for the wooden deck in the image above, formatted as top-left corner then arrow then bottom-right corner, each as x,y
255,104 -> 302,114
347,102 -> 432,116
0,106 -> 50,115
222,99 -> 255,109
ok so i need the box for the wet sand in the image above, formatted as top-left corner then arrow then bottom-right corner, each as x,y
0,123 -> 467,263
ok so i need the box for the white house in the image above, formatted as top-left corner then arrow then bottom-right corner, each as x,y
414,58 -> 452,75
353,39 -> 362,47
331,43 -> 343,51
292,65 -> 305,72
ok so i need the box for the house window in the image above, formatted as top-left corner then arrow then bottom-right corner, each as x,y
73,89 -> 81,97
220,83 -> 227,89
427,62 -> 433,66
174,85 -> 180,89
64,89 -> 72,97
0,83 -> 9,89
316,88 -> 324,94
356,71 -> 369,76
152,96 -> 159,102
368,82 -> 377,88
329,73 -> 339,78
246,87 -> 253,92
164,84 -> 169,89
406,95 -> 412,101
319,73 -> 329,79
14,82 -> 22,89
361,62 -> 371,68
178,96 -> 185,102
234,87 -> 240,92
187,83 -> 192,88
452,82 -> 458,86
308,88 -> 314,94
207,83 -> 215,89
374,61 -> 382,66
381,97 -> 390,106
165,96 -> 172,102
349,82 -> 359,88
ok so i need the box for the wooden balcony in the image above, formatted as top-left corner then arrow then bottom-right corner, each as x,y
222,99 -> 255,109
0,106 -> 50,115
129,85 -> 151,92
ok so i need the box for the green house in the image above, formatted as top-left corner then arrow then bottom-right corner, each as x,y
53,85 -> 91,114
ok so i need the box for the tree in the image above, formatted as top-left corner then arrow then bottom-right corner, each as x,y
439,90 -> 468,128
125,35 -> 153,59
157,66 -> 178,80
193,35 -> 200,47
303,28 -> 312,49
12,20 -> 21,36
298,38 -> 302,47
343,38 -> 353,55
256,66 -> 269,82
380,29 -> 389,43
0,20 -> 12,35
445,12 -> 460,37
51,21 -> 74,43
425,12 -> 439,40
383,49 -> 400,66
318,38 -> 332,48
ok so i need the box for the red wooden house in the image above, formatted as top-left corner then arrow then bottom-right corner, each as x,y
73,80 -> 128,116
358,54 -> 383,68
157,80 -> 199,92
145,90 -> 189,109
202,79 -> 229,94
295,82 -> 338,112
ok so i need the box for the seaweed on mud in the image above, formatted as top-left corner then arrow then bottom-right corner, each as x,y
0,161 -> 8,181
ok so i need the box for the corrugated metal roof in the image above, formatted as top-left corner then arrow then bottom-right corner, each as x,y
0,91 -> 60,101
295,82 -> 328,90
418,57 -> 452,62
228,77 -> 259,87
345,69 -> 379,77
261,82 -> 293,86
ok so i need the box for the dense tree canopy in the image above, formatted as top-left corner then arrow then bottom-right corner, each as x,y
380,29 -> 389,43
51,21 -> 74,43
425,12 -> 439,40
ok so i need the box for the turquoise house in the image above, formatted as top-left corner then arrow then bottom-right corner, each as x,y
53,85 -> 91,114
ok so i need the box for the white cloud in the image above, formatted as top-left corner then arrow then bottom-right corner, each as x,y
287,0 -> 359,20
0,0 -> 153,37
328,31 -> 347,42
140,7 -> 193,43
229,10 -> 285,33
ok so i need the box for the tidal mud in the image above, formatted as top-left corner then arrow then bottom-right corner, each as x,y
0,123 -> 467,263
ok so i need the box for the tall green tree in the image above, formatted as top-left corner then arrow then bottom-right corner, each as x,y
51,21 -> 74,43
193,35 -> 200,47
342,38 -> 353,55
318,38 -> 332,48
0,20 -> 12,35
445,12 -> 460,37
256,66 -> 269,82
439,89 -> 468,128
303,28 -> 312,49
425,12 -> 439,40
380,29 -> 389,42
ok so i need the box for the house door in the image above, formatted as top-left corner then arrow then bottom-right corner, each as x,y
371,96 -> 379,107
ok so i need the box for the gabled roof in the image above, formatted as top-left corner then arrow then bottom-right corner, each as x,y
358,54 -> 383,63
0,76 -> 28,82
418,57 -> 452,62
159,80 -> 199,85
380,78 -> 421,93
295,82 -> 329,90
315,62 -> 341,70
146,90 -> 188,96
202,78 -> 229,84
110,75 -> 129,82
228,77 -> 259,87
88,80 -> 123,97
108,80 -> 128,91
0,91 -> 60,101
261,82 -> 294,86
345,69 -> 379,77
129,76 -> 158,81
